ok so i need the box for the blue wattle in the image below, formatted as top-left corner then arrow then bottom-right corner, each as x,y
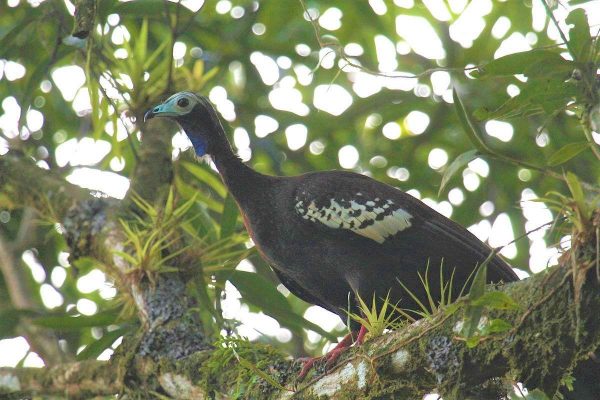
190,136 -> 207,156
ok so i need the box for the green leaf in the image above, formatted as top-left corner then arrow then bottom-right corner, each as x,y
438,150 -> 479,196
76,326 -> 130,361
453,88 -> 492,154
565,171 -> 589,220
469,261 -> 488,301
476,50 -> 574,78
144,37 -> 170,70
220,192 -> 239,239
0,12 -> 39,58
33,309 -> 122,330
72,257 -> 103,275
232,349 -> 289,392
0,309 -> 38,339
566,8 -> 592,62
462,260 -> 488,338
114,0 -> 193,18
225,271 -> 337,341
175,176 -> 223,214
470,291 -> 519,310
480,318 -> 512,335
465,336 -> 481,348
547,142 -> 589,166
135,19 -> 149,67
474,79 -> 577,121
181,162 -> 227,198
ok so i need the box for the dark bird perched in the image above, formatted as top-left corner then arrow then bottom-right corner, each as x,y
145,92 -> 519,376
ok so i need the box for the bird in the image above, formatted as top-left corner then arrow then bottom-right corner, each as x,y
145,91 -> 519,377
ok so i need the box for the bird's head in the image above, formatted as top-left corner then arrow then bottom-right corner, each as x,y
144,91 -> 227,157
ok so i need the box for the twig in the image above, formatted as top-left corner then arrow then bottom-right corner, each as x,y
540,0 -> 574,56
0,232 -> 66,365
581,110 -> 600,162
163,0 -> 183,94
0,234 -> 37,312
93,70 -> 140,161
498,217 -> 566,251
297,0 -> 478,81
9,208 -> 38,254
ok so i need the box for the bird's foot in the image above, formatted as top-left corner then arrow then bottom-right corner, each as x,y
297,356 -> 320,379
323,346 -> 347,369
297,326 -> 368,379
297,348 -> 347,379
355,324 -> 367,346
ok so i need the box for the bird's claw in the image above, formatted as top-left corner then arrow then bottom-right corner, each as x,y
297,356 -> 320,379
324,347 -> 347,369
297,344 -> 352,379
297,326 -> 368,379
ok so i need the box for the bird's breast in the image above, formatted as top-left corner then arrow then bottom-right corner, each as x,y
241,212 -> 275,264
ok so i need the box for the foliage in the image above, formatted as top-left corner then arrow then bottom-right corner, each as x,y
115,189 -> 198,275
456,258 -> 520,348
199,336 -> 291,399
0,1 -> 599,394
395,259 -> 468,321
348,292 -> 404,340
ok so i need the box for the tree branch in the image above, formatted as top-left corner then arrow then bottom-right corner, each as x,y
9,208 -> 38,254
1,251 -> 598,398
0,226 -> 67,365
0,153 -> 90,221
0,360 -> 118,399
2,147 -> 599,398
127,119 -> 174,204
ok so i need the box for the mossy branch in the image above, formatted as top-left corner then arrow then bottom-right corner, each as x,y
0,153 -> 91,221
72,0 -> 96,39
128,119 -> 174,205
2,147 -> 599,399
0,360 -> 118,399
1,226 -> 598,399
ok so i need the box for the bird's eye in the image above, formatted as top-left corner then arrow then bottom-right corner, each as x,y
177,97 -> 190,108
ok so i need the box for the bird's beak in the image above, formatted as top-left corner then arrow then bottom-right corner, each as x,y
143,108 -> 156,122
143,101 -> 179,122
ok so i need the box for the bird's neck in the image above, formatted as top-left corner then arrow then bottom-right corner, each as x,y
212,149 -> 268,208
182,105 -> 270,209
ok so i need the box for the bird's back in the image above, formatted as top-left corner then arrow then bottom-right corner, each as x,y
256,170 -> 518,323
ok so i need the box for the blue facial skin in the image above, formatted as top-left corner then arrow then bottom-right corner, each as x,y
190,136 -> 207,157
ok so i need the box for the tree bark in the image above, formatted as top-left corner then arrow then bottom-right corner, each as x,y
0,231 -> 598,398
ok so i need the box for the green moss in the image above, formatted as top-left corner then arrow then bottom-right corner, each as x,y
172,351 -> 211,383
198,337 -> 293,399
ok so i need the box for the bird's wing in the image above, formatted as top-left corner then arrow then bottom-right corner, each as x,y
420,217 -> 519,282
271,267 -> 324,307
293,171 -> 518,282
293,176 -> 415,244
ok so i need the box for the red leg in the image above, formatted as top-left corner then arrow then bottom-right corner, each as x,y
355,325 -> 368,345
325,326 -> 369,368
298,357 -> 318,379
328,331 -> 355,352
298,327 -> 369,378
298,332 -> 355,378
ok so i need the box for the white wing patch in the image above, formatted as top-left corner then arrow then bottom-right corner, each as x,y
295,196 -> 413,243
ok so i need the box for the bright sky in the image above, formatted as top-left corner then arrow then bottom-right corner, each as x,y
0,1 -> 598,388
